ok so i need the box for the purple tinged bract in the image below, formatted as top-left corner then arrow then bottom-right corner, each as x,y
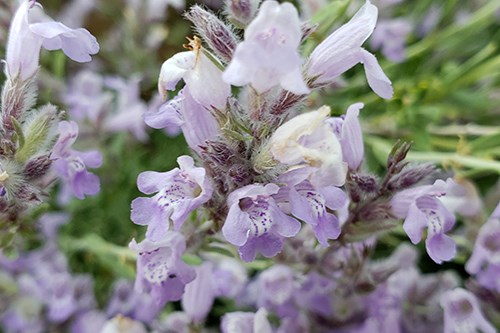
223,0 -> 309,95
391,179 -> 457,264
129,232 -> 196,307
6,0 -> 99,80
440,288 -> 496,333
222,183 -> 301,262
51,121 -> 102,200
306,0 -> 393,99
131,155 -> 213,241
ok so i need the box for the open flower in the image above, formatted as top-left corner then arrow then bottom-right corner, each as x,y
222,0 -> 309,94
306,0 -> 393,99
391,179 -> 456,264
158,38 -> 230,110
269,106 -> 347,188
278,168 -> 347,246
222,183 -> 301,262
131,155 -> 213,241
6,0 -> 99,80
129,232 -> 196,307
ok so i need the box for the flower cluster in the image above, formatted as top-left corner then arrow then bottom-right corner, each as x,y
0,0 -> 101,232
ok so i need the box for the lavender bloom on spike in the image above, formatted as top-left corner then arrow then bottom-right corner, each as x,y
306,0 -> 393,99
327,103 -> 365,171
221,308 -> 273,333
6,0 -> 99,80
466,202 -> 500,292
106,279 -> 159,322
278,168 -> 347,246
270,106 -> 347,188
222,183 -> 301,262
440,288 -> 496,333
145,87 -> 220,153
129,232 -> 196,307
181,262 -> 215,323
391,179 -> 457,264
51,121 -> 102,201
257,265 -> 297,317
158,41 -> 230,110
131,155 -> 213,241
222,0 -> 309,95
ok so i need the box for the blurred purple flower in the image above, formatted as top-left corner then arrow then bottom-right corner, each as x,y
129,232 -> 196,307
466,203 -> 500,292
221,308 -> 273,333
370,19 -> 412,63
222,183 -> 301,262
182,262 -> 215,323
51,121 -> 102,201
223,0 -> 309,94
103,76 -> 149,142
440,288 -> 496,333
131,155 -> 213,241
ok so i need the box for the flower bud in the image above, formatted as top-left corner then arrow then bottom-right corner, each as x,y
23,153 -> 52,180
225,0 -> 261,27
185,5 -> 239,63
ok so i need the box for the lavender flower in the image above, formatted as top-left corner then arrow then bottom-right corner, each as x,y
440,288 -> 496,333
269,106 -> 347,188
278,168 -> 347,246
51,121 -> 102,201
327,103 -> 365,171
466,203 -> 500,292
144,87 -> 220,153
101,316 -> 148,333
257,265 -> 297,318
103,76 -> 148,142
129,232 -> 196,307
6,0 -> 99,80
222,183 -> 301,262
131,155 -> 213,241
391,179 -> 457,264
221,308 -> 272,333
223,0 -> 309,94
306,0 -> 393,99
181,262 -> 215,323
106,279 -> 159,322
158,39 -> 230,110
212,258 -> 248,298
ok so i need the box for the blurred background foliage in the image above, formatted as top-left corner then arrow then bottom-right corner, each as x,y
0,0 -> 499,307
